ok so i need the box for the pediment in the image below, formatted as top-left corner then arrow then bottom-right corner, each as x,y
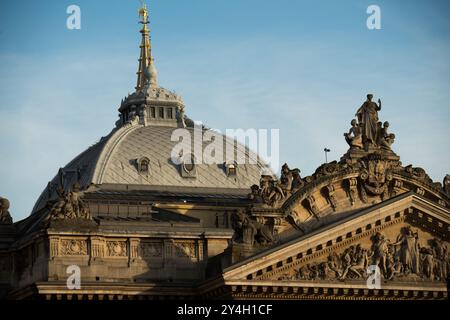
223,194 -> 449,298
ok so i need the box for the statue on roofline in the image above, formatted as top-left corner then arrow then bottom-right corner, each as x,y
0,197 -> 13,224
345,94 -> 395,152
356,94 -> 381,148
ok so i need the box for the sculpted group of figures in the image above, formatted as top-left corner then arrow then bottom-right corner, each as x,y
279,227 -> 449,282
248,95 -> 450,210
47,183 -> 91,221
248,163 -> 304,207
344,94 -> 395,151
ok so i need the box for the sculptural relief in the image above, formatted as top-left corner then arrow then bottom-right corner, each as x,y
278,228 -> 449,282
107,241 -> 127,257
359,155 -> 395,200
60,239 -> 88,256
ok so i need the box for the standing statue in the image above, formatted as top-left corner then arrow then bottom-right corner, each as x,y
0,197 -> 13,224
356,94 -> 381,147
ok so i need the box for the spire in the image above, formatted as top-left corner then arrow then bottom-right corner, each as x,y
136,2 -> 158,91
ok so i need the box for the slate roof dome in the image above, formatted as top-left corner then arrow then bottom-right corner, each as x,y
29,7 -> 271,215
30,114 -> 268,214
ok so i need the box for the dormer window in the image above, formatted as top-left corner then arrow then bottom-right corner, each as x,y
167,108 -> 173,119
224,161 -> 238,177
137,157 -> 150,174
181,154 -> 196,178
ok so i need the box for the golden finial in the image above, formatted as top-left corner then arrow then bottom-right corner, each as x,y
139,1 -> 148,24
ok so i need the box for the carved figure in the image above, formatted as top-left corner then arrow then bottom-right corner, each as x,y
230,209 -> 274,245
260,175 -> 284,206
344,119 -> 363,149
291,168 -> 304,191
371,232 -> 390,275
48,183 -> 91,220
279,163 -> 293,194
392,226 -> 420,274
376,121 -> 395,150
250,164 -> 304,207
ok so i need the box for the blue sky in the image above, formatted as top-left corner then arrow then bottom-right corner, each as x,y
1,0 -> 449,221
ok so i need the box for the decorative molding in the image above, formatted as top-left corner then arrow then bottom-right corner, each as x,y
60,239 -> 88,256
106,241 -> 127,257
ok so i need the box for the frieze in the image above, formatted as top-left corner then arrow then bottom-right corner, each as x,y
277,227 -> 449,283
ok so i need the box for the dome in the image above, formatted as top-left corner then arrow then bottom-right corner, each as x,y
31,120 -> 270,214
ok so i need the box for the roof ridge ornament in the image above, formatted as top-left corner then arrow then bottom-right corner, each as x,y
136,2 -> 158,91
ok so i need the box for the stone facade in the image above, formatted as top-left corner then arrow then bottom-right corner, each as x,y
0,5 -> 448,301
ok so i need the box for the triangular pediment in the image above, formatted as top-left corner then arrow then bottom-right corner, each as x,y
221,193 -> 449,299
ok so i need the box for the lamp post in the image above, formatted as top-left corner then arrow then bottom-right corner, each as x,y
324,148 -> 330,163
